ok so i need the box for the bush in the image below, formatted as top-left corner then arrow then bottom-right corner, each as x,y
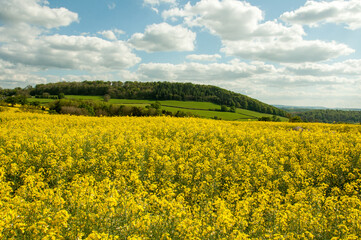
289,116 -> 303,122
58,93 -> 65,99
5,95 -> 27,106
60,106 -> 89,116
29,101 -> 40,107
220,105 -> 229,112
258,117 -> 272,122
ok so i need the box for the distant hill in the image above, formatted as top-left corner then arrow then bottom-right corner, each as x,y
293,109 -> 361,124
274,105 -> 328,113
274,105 -> 361,123
275,104 -> 361,112
28,81 -> 287,117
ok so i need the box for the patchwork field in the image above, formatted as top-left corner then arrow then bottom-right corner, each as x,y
1,110 -> 361,239
28,96 -> 288,121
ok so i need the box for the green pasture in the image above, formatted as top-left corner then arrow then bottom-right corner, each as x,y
161,106 -> 257,121
157,100 -> 220,110
66,95 -> 104,100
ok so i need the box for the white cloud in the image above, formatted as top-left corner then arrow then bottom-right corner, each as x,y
0,0 -> 78,28
283,59 -> 361,76
0,23 -> 41,44
144,0 -> 176,6
137,60 -> 277,82
281,0 -> 361,30
0,59 -> 47,88
246,73 -> 361,108
163,0 -> 354,62
163,0 -> 263,40
44,73 -> 120,84
116,70 -> 140,82
0,1 -> 138,74
114,29 -> 125,35
0,60 -> 140,88
144,0 -> 177,13
222,39 -> 353,63
129,23 -> 196,52
0,35 -> 141,71
98,29 -> 125,40
186,54 -> 221,62
162,7 -> 186,21
163,0 -> 300,41
98,30 -> 117,40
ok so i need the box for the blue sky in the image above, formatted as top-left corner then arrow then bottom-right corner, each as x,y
1,0 -> 361,108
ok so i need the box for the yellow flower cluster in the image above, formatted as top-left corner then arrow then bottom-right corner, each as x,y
1,111 -> 361,239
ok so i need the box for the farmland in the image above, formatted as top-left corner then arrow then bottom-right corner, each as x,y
28,96 -> 288,121
1,109 -> 361,239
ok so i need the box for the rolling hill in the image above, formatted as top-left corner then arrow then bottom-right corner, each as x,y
28,81 -> 288,117
26,95 -> 288,121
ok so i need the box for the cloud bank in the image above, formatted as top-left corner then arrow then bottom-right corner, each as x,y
129,23 -> 196,52
281,0 -> 361,30
163,0 -> 354,62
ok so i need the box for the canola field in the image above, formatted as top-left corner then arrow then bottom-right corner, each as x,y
1,111 -> 361,239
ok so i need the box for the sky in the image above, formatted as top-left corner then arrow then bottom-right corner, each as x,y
0,0 -> 361,108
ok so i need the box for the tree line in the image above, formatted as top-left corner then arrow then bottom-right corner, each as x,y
295,109 -> 361,124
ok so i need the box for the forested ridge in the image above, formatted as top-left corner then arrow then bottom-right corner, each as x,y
24,81 -> 287,116
296,109 -> 361,123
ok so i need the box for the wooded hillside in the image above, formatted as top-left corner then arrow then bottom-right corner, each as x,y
296,109 -> 361,123
27,81 -> 287,116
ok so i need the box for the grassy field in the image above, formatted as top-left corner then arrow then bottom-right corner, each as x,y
108,99 -> 154,104
66,95 -> 104,100
161,106 -> 255,121
28,95 -> 288,121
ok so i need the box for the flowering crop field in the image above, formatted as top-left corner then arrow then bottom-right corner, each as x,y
1,111 -> 361,239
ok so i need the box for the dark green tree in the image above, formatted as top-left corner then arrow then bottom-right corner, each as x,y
221,105 -> 229,112
58,93 -> 65,99
103,94 -> 110,102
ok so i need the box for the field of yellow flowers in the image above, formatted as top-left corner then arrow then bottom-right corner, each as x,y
1,110 -> 361,239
